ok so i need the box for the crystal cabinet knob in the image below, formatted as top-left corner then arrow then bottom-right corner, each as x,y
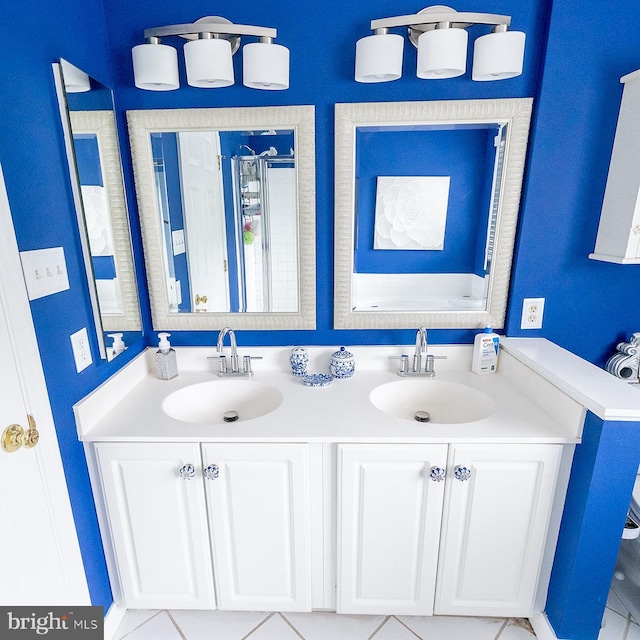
429,466 -> 446,482
178,463 -> 196,480
454,465 -> 472,481
203,464 -> 220,480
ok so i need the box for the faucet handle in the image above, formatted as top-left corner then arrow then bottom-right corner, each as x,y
207,354 -> 228,374
390,354 -> 409,374
242,355 -> 262,376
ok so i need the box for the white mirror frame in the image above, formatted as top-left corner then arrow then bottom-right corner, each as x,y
69,110 -> 141,332
334,98 -> 533,330
127,106 -> 316,331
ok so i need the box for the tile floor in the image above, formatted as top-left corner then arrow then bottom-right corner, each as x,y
599,584 -> 640,640
113,610 -> 538,640
112,596 -> 640,640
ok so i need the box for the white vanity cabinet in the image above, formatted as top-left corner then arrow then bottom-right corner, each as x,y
337,444 -> 448,615
337,443 -> 563,617
93,441 -> 312,612
94,442 -> 216,610
435,443 -> 563,616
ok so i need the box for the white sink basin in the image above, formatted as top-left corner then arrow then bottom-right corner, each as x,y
370,379 -> 497,424
162,380 -> 283,424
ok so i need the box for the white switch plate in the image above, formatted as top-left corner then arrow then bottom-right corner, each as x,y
70,327 -> 93,372
521,297 -> 545,329
20,247 -> 70,300
172,229 -> 185,256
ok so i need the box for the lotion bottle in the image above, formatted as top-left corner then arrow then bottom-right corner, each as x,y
155,332 -> 178,380
472,327 -> 500,375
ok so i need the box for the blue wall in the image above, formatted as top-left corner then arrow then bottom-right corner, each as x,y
0,0 -> 146,611
2,0 -> 640,630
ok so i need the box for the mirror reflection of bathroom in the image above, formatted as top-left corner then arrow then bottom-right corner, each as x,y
353,122 -> 507,313
56,59 -> 141,359
611,463 -> 640,624
151,128 -> 297,314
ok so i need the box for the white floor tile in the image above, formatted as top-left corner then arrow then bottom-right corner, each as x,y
114,610 -> 161,639
245,613 -> 303,640
371,617 -> 420,640
598,609 -> 628,640
398,614 -> 504,640
284,611 -> 386,640
499,619 -> 536,639
121,611 -> 184,639
626,621 -> 640,640
607,587 -> 631,618
170,609 -> 270,640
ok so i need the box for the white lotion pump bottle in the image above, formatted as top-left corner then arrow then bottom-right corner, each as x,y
155,332 -> 178,380
472,327 -> 500,375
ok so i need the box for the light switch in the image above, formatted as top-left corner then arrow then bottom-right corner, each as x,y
172,229 -> 185,256
20,247 -> 70,300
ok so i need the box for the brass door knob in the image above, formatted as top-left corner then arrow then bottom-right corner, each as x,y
2,416 -> 39,453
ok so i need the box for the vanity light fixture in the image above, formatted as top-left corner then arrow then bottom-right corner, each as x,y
132,16 -> 289,91
355,5 -> 525,83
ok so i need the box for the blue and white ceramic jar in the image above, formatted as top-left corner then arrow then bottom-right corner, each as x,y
289,347 -> 309,376
329,346 -> 355,379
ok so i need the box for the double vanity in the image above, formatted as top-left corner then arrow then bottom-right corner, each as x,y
75,337 -> 640,620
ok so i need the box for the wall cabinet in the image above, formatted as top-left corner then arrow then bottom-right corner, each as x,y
94,442 -> 312,611
590,69 -> 640,264
337,443 -> 562,617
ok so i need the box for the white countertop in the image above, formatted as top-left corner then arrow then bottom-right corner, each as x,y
75,343 -> 586,444
501,337 -> 640,421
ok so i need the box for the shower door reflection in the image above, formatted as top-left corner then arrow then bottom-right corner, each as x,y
151,129 -> 297,314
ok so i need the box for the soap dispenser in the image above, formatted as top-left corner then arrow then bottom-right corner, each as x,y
155,332 -> 178,380
107,333 -> 126,360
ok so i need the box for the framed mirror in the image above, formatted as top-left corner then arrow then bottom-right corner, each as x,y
53,60 -> 142,359
334,99 -> 533,329
127,106 -> 316,330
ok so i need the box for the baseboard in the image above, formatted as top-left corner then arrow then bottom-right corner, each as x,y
530,611 -> 558,640
104,603 -> 126,640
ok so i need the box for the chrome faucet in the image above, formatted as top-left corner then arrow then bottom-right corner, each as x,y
212,327 -> 260,377
390,327 -> 446,377
413,327 -> 428,373
217,327 -> 239,373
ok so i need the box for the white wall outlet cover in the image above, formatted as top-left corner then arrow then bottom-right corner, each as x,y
20,247 -> 70,300
520,297 -> 545,330
70,327 -> 93,372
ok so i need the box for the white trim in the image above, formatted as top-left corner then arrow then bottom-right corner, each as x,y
0,162 -> 90,603
104,604 -> 127,640
530,611 -> 559,640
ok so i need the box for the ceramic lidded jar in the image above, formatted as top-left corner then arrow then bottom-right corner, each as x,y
329,346 -> 355,379
289,347 -> 309,376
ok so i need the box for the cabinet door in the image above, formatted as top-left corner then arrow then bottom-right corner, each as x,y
95,443 -> 215,609
435,444 -> 562,617
337,444 -> 448,615
202,443 -> 312,611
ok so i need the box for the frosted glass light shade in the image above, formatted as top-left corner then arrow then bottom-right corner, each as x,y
132,43 -> 179,91
355,33 -> 404,83
60,59 -> 91,93
243,42 -> 289,90
184,38 -> 234,88
472,31 -> 525,81
417,28 -> 468,79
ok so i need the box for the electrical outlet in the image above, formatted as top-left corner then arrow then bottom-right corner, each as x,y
70,327 -> 93,372
521,297 -> 545,329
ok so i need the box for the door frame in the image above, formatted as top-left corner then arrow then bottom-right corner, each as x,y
0,162 -> 90,604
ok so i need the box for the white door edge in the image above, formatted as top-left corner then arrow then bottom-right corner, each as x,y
0,162 -> 90,604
